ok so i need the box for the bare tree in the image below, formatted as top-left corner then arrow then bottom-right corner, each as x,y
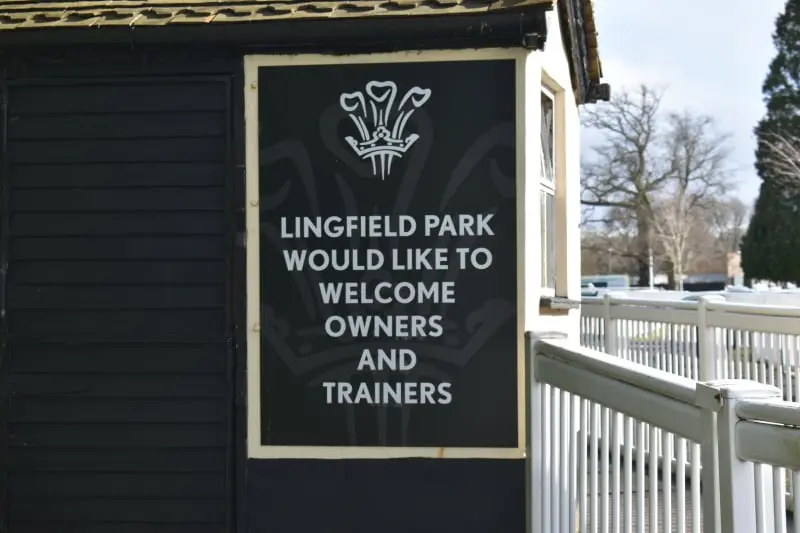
581,215 -> 640,276
650,112 -> 732,288
651,194 -> 699,290
581,85 -> 734,286
760,131 -> 800,191
705,196 -> 749,254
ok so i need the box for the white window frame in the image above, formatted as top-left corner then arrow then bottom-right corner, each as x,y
540,84 -> 557,296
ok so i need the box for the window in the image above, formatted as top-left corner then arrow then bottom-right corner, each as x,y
540,87 -> 557,292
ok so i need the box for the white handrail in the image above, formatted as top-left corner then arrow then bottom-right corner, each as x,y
534,339 -> 701,442
529,330 -> 800,533
736,398 -> 800,427
736,421 -> 800,469
734,397 -> 800,469
534,337 -> 698,406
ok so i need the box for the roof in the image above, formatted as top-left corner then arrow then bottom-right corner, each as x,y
582,0 -> 601,86
0,0 -> 601,87
0,0 -> 552,30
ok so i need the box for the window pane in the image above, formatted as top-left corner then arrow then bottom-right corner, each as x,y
541,191 -> 556,288
541,91 -> 555,183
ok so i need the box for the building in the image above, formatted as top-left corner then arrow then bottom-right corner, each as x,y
0,0 -> 604,531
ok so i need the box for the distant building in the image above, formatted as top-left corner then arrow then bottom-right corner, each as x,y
727,251 -> 744,285
582,274 -> 630,289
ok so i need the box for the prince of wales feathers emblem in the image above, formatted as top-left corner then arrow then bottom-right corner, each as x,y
340,81 -> 431,180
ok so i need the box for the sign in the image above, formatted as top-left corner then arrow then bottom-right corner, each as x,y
257,58 -> 518,448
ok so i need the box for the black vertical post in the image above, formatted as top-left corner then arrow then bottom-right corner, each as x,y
221,73 -> 238,533
229,63 -> 249,533
0,71 -> 10,533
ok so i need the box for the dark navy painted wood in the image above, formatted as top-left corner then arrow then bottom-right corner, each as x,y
3,76 -> 234,532
247,458 -> 526,533
0,35 -> 547,532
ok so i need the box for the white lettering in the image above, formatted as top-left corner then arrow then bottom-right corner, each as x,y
337,382 -> 354,404
477,213 -> 495,235
423,214 -> 495,237
355,348 -> 422,371
282,249 -> 307,271
284,249 -> 384,272
470,247 -> 493,270
391,248 -> 449,270
324,316 -> 347,337
438,383 -> 453,404
321,381 -> 453,405
456,247 -> 494,270
357,349 -> 376,371
280,215 -> 417,239
318,282 -> 343,304
317,281 -> 455,305
323,315 -> 443,338
322,382 -> 336,403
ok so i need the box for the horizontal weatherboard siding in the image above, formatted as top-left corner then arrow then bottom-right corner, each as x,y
4,77 -> 233,532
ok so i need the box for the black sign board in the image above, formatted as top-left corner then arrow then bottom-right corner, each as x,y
257,58 -> 518,448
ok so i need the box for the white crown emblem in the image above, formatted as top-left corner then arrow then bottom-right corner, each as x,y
339,80 -> 432,180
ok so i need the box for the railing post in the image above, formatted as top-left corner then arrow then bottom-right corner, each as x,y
526,331 -> 568,533
697,295 -> 721,381
695,380 -> 781,533
602,293 -> 617,356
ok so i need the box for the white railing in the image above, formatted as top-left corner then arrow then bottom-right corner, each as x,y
581,294 -> 800,516
528,332 -> 800,533
581,294 -> 800,396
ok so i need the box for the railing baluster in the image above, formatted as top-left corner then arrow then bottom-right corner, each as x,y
774,466 -> 787,533
624,416 -> 633,533
544,382 -> 552,533
649,424 -> 658,533
793,471 -> 800,533
636,421 -> 645,533
552,387 -> 560,533
601,407 -> 610,533
676,437 -> 686,533
690,443 -> 701,533
581,398 -> 589,533
569,393 -> 579,533
612,411 -> 621,533
591,402 -> 599,533
662,431 -> 672,533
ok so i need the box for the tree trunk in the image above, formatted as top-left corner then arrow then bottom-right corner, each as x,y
637,260 -> 649,287
666,261 -> 675,289
636,209 -> 651,287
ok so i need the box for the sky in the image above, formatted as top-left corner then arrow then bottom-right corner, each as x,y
587,0 -> 788,205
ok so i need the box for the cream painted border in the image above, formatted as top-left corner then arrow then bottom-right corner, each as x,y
244,48 -> 531,459
541,70 -> 569,297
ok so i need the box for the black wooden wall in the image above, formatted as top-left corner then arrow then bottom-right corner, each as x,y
0,76 -> 236,532
0,41 -> 531,533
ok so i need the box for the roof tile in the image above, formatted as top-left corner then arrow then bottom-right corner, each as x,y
0,0 -> 551,29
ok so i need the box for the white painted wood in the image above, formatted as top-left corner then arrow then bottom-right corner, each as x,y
698,406 -> 720,533
697,296 -> 721,381
603,293 -> 618,356
535,339 -> 698,407
774,467 -> 788,533
736,421 -> 800,469
701,381 -> 783,533
524,331 -> 543,533
706,313 -> 800,337
542,297 -> 800,533
793,471 -> 800,533
534,356 -> 702,441
608,305 -> 697,325
736,398 -> 800,427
